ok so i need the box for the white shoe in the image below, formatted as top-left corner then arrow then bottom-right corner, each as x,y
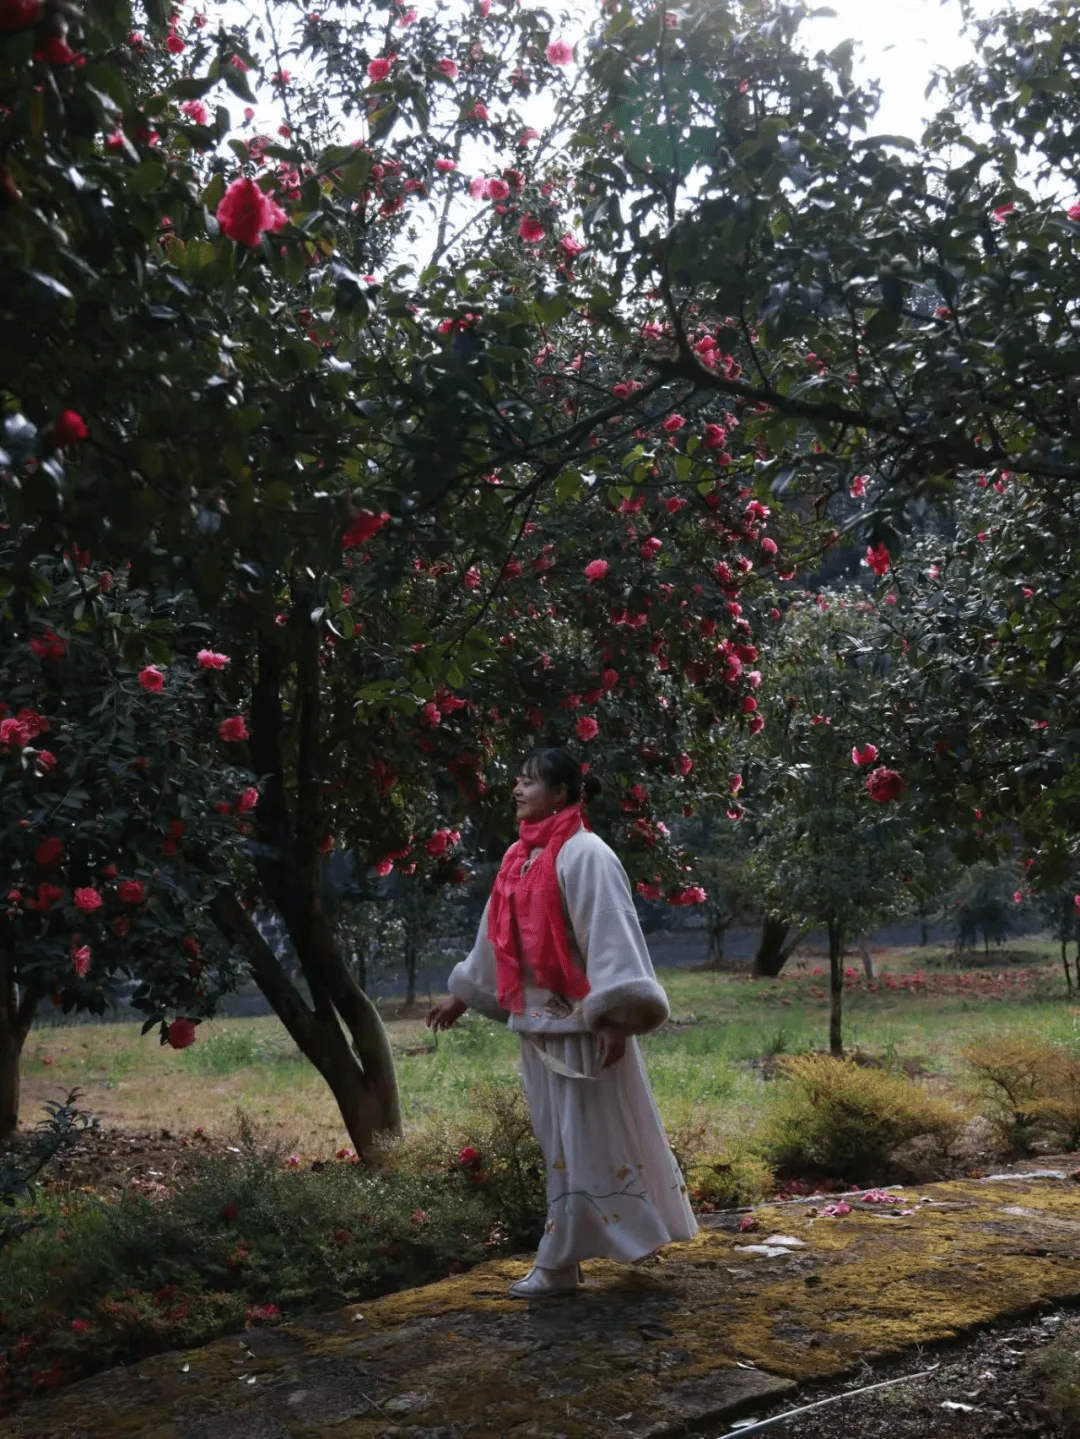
507,1264 -> 580,1299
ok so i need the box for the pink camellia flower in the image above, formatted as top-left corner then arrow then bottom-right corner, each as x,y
546,38 -> 573,65
478,0 -> 490,12
741,696 -> 757,714
748,715 -> 765,735
463,566 -> 482,591
218,716 -> 249,742
669,886 -> 707,906
71,944 -> 91,978
662,414 -> 686,432
421,702 -> 442,728
1013,890 -> 1023,904
575,715 -> 599,742
850,474 -> 868,498
518,215 -> 545,243
1068,202 -> 1080,222
1074,895 -> 1080,911
702,423 -> 726,450
851,743 -> 879,767
216,177 -> 289,247
865,541 -> 891,577
760,537 -> 778,558
237,786 -> 259,814
635,881 -> 662,901
730,774 -> 743,794
435,157 -> 457,173
35,748 -> 58,772
166,29 -> 185,53
558,232 -> 586,259
342,508 -> 390,549
286,1153 -> 302,1168
196,649 -> 230,669
992,201 -> 1015,223
866,766 -> 906,803
375,857 -> 394,877
119,880 -> 145,905
367,55 -> 392,82
335,1146 -> 357,1161
584,558 -> 609,581
472,101 -> 489,121
166,1018 -> 197,1050
73,887 -> 103,912
434,57 -> 458,79
138,665 -> 165,693
50,409 -> 88,446
518,127 -> 540,145
179,99 -> 209,125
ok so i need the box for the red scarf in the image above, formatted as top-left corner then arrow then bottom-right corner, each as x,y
488,802 -> 593,1015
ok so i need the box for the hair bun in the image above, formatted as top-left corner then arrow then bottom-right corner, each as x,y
582,774 -> 603,802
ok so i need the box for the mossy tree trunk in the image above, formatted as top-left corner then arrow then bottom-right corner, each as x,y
0,954 -> 38,1139
215,613 -> 401,1158
828,918 -> 844,1058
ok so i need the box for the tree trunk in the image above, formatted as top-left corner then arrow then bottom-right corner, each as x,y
227,614 -> 402,1158
404,932 -> 418,1007
753,915 -> 807,977
0,953 -> 39,1139
828,919 -> 844,1058
858,934 -> 875,980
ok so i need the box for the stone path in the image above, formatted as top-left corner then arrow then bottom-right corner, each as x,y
6,1170 -> 1080,1439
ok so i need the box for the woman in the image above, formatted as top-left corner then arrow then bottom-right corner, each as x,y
427,747 -> 697,1298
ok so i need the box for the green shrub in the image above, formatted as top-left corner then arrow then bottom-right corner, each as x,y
663,1106 -> 773,1209
0,1091 -> 547,1405
1028,1320 -> 1080,1435
759,1053 -> 968,1184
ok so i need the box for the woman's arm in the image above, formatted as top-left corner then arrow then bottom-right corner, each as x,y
443,899 -> 511,1023
558,833 -> 670,1035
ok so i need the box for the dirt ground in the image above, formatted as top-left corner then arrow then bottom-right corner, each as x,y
719,1311 -> 1080,1438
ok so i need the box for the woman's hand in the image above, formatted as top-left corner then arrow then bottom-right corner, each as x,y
595,1021 -> 633,1069
426,996 -> 468,1032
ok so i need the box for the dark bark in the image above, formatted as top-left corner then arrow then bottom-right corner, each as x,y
828,918 -> 844,1058
404,930 -> 418,1007
753,915 -> 807,977
858,935 -> 875,981
0,952 -> 39,1139
223,614 -> 401,1158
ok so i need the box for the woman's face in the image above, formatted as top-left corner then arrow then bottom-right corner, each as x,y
513,768 -> 569,823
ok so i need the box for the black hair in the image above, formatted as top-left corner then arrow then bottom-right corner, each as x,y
520,747 -> 603,804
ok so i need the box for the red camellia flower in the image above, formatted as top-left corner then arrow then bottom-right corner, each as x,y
111,916 -> 132,938
237,786 -> 259,814
34,836 -> 64,870
851,743 -> 879,767
30,630 -> 68,661
138,665 -> 165,692
196,648 -> 230,669
435,157 -> 457,172
35,882 -> 63,911
669,886 -> 707,906
33,33 -> 76,63
434,56 -> 458,78
35,749 -> 58,772
179,99 -> 209,125
367,55 -> 392,82
661,414 -> 685,432
71,944 -> 91,978
865,766 -> 906,803
218,716 -> 249,742
216,177 -> 289,247
546,38 -> 573,65
166,1018 -> 197,1050
50,409 -> 87,445
575,715 -> 599,742
119,880 -> 145,905
850,475 -> 868,498
459,1146 -> 479,1166
425,828 -> 461,857
0,0 -> 44,32
341,508 -> 390,549
584,558 -> 609,581
182,936 -> 201,959
865,542 -> 891,577
518,215 -> 546,243
73,886 -> 103,912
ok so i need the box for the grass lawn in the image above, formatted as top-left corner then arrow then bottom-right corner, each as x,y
18,936 -> 1079,1156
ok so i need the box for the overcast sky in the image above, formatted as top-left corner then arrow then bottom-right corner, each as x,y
799,0 -> 1003,139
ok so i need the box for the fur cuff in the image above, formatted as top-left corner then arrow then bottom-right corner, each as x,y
582,977 -> 669,1035
447,964 -> 510,1024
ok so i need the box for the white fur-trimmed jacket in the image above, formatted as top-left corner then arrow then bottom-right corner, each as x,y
447,828 -> 670,1035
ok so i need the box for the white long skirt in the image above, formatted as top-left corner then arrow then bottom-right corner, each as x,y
518,1031 -> 698,1269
